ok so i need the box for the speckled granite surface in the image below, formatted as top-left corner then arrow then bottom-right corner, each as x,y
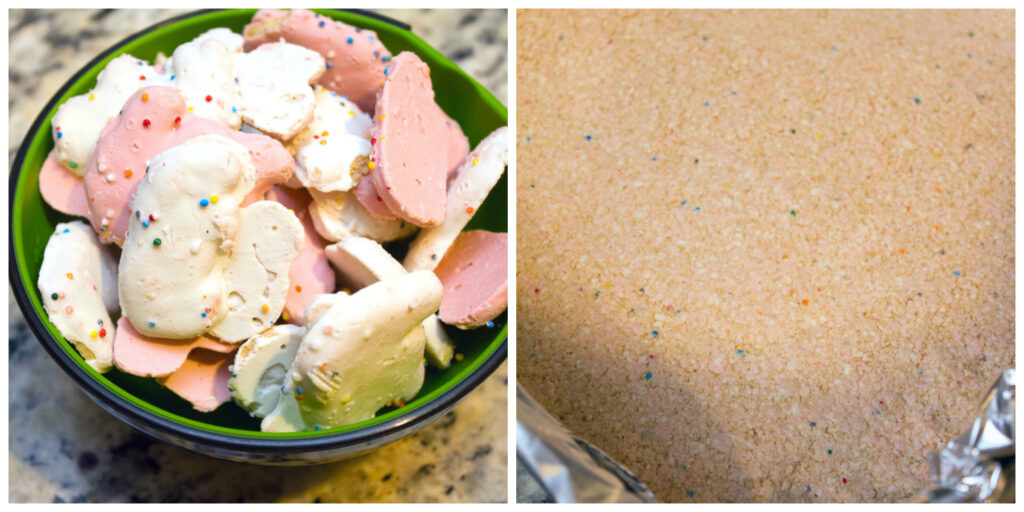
8,8 -> 507,503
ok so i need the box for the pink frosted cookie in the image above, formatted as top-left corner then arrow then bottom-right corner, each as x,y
354,108 -> 468,221
433,230 -> 508,329
264,185 -> 336,325
51,54 -> 170,173
370,51 -> 449,228
158,348 -> 234,412
39,150 -> 90,218
405,126 -> 508,272
353,174 -> 399,220
82,86 -> 293,245
442,110 -> 470,182
243,9 -> 391,114
112,317 -> 238,378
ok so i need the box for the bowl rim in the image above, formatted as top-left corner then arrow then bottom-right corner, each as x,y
9,8 -> 507,451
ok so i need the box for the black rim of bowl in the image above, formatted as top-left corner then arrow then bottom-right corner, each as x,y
9,8 -> 507,453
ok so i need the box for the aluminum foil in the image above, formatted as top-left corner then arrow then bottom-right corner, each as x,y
519,369 -> 1015,503
916,368 -> 1015,503
516,384 -> 657,503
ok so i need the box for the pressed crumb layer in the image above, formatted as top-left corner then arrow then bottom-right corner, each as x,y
516,10 -> 1014,503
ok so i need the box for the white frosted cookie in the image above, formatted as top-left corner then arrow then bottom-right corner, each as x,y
324,235 -> 405,287
308,189 -> 417,243
285,271 -> 441,429
420,314 -> 455,369
324,236 -> 455,369
187,27 -> 243,52
295,135 -> 370,193
51,54 -> 170,174
301,291 -> 349,327
229,324 -> 307,417
290,87 -> 374,192
261,292 -> 352,432
260,379 -> 308,432
209,201 -> 303,342
285,87 -> 372,152
235,42 -> 326,140
37,221 -> 119,372
165,28 -> 243,128
118,135 -> 255,339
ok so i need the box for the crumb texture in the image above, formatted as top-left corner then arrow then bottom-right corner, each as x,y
517,9 -> 1014,503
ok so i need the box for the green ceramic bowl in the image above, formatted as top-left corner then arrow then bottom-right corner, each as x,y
9,8 -> 507,464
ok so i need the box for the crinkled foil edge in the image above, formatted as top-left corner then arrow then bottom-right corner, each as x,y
914,368 -> 1015,503
518,369 -> 1014,503
516,384 -> 658,503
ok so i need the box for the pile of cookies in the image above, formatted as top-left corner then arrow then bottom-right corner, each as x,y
36,9 -> 507,432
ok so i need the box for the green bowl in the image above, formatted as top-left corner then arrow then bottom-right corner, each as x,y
9,8 -> 507,464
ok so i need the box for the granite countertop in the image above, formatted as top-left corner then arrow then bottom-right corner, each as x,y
8,9 -> 507,503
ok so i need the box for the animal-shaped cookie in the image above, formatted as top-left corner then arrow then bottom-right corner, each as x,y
263,272 -> 439,430
404,126 -> 508,272
243,9 -> 391,114
434,230 -> 508,329
37,221 -> 119,372
82,86 -> 293,246
324,236 -> 454,369
118,135 -> 302,343
51,54 -> 170,174
368,52 -> 449,228
264,185 -> 335,325
235,42 -> 326,140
